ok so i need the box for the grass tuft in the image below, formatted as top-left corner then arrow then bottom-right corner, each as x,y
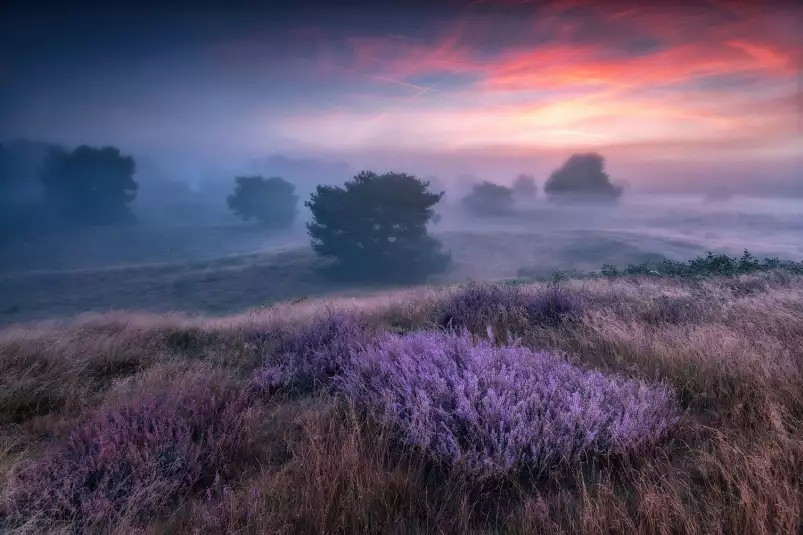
435,282 -> 583,336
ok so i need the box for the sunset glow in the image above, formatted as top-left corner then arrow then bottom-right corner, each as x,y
2,0 -> 801,187
273,1 -> 801,160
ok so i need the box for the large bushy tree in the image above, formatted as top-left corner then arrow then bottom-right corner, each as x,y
39,145 -> 138,225
461,181 -> 515,216
306,171 -> 450,282
544,153 -> 622,201
227,175 -> 298,228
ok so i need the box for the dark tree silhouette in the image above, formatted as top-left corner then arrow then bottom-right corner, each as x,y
461,181 -> 515,216
544,153 -> 622,201
513,174 -> 537,199
306,170 -> 450,282
39,145 -> 138,225
227,175 -> 298,228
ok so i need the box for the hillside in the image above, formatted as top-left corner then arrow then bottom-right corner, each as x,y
1,268 -> 802,534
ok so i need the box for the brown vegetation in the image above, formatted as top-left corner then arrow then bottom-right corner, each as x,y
1,271 -> 802,534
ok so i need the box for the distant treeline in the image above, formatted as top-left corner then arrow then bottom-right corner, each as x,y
460,153 -> 624,217
1,138 -> 627,282
1,140 -> 138,229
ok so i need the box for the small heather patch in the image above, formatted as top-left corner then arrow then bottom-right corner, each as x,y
340,330 -> 679,479
436,282 -> 583,334
254,310 -> 373,394
1,375 -> 260,533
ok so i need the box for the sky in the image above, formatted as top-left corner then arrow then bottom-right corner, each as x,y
1,0 -> 802,193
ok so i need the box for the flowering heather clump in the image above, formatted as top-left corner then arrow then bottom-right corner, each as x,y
255,310 -> 372,394
2,377 -> 258,532
531,283 -> 585,324
341,330 -> 678,478
436,282 -> 583,333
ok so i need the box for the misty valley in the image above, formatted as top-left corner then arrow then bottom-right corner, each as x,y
1,142 -> 800,325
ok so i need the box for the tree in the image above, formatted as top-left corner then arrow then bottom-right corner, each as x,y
461,181 -> 515,216
39,145 -> 138,225
544,153 -> 622,201
513,173 -> 537,199
306,170 -> 450,282
227,175 -> 298,228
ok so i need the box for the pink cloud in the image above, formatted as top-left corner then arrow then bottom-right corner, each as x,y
283,1 -> 801,158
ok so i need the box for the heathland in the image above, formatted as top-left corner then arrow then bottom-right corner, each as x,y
1,262 -> 802,534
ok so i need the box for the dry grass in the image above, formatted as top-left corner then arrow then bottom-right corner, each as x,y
1,272 -> 802,534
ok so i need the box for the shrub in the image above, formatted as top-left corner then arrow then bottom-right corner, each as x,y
600,250 -> 803,279
2,375 -> 259,532
461,181 -> 515,216
254,311 -> 373,394
227,175 -> 298,228
306,170 -> 451,282
340,330 -> 679,479
436,282 -> 583,334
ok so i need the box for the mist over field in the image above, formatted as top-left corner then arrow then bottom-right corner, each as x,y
1,180 -> 801,325
2,0 -> 802,328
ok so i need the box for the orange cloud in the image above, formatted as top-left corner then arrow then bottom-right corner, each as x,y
482,38 -> 795,91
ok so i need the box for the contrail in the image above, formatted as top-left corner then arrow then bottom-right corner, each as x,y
408,78 -> 443,99
368,72 -> 444,93
369,78 -> 445,123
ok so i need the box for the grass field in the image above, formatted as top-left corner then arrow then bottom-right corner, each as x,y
0,228 -> 706,326
1,268 -> 802,534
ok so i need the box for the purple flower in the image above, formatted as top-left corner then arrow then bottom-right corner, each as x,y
254,310 -> 372,394
340,330 -> 678,478
3,377 -> 257,531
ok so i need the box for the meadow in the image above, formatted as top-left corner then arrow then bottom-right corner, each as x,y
1,264 -> 802,533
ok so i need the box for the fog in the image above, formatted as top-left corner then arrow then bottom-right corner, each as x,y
3,0 -> 802,330
1,142 -> 801,326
